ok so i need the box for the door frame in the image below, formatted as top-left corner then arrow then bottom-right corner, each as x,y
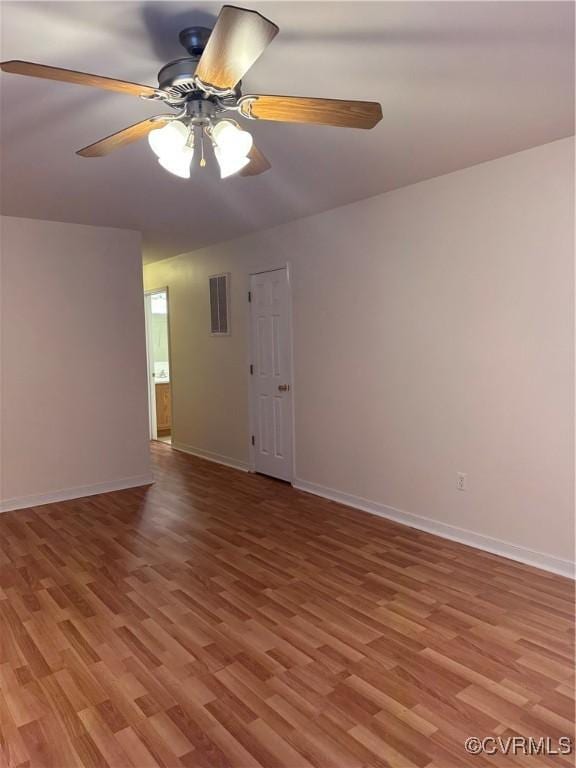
144,286 -> 173,441
247,263 -> 296,482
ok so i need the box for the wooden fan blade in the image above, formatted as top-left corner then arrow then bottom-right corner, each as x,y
0,60 -> 158,97
242,95 -> 383,129
240,144 -> 271,176
76,118 -> 170,158
195,6 -> 279,91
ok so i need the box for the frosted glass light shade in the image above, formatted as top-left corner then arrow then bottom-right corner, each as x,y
212,120 -> 253,157
212,120 -> 253,179
148,121 -> 194,178
158,145 -> 194,179
148,121 -> 189,158
214,147 -> 250,178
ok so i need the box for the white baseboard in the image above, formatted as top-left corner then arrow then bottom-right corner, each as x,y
0,474 -> 155,514
293,479 -> 575,580
172,442 -> 249,472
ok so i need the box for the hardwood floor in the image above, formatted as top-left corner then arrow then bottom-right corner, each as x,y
1,442 -> 574,767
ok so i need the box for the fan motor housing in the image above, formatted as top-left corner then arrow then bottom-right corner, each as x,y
157,58 -> 199,95
157,25 -> 212,95
157,26 -> 242,101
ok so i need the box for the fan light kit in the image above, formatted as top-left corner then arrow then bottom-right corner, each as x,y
147,118 -> 254,179
0,5 -> 383,180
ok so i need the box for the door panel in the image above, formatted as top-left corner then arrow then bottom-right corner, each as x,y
273,397 -> 283,458
250,268 -> 293,481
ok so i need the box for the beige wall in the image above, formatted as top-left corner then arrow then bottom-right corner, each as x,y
1,216 -> 151,508
145,138 -> 574,570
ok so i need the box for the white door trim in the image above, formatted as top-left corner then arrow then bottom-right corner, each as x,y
247,264 -> 295,482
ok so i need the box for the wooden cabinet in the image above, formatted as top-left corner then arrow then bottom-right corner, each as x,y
155,382 -> 172,434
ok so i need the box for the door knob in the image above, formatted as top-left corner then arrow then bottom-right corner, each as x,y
278,384 -> 290,392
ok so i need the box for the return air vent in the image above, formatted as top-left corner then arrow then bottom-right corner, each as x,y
209,273 -> 230,335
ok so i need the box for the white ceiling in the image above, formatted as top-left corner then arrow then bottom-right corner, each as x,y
1,1 -> 573,263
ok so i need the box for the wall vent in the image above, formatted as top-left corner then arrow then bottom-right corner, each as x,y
209,273 -> 230,335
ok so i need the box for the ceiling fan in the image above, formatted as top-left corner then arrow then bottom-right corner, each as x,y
0,5 -> 383,180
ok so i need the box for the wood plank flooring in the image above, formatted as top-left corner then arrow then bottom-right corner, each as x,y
0,441 -> 574,767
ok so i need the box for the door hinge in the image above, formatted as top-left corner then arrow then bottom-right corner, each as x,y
248,290 -> 252,303
251,435 -> 255,446
249,364 -> 254,375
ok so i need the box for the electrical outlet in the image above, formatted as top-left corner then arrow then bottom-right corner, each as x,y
457,472 -> 467,491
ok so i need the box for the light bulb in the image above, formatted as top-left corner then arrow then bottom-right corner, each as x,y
148,121 -> 188,158
158,145 -> 194,178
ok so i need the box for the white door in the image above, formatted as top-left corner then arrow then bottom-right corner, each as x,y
249,268 -> 293,481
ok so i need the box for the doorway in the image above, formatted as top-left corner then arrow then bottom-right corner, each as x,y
249,267 -> 294,481
144,288 -> 172,444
